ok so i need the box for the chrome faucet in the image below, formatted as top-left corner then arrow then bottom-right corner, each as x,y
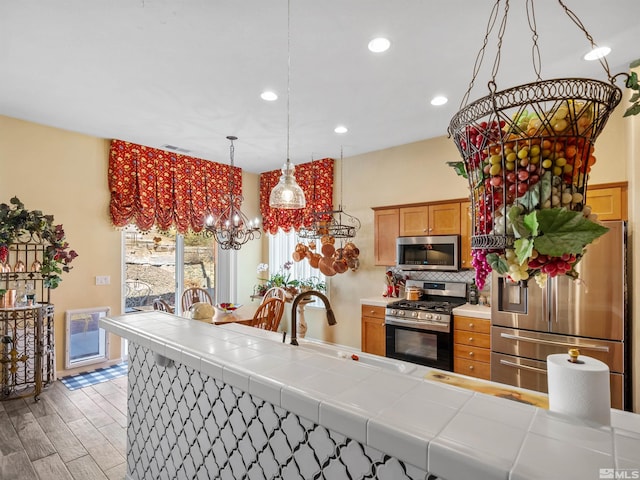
290,291 -> 336,346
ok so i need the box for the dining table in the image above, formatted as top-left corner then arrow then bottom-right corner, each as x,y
211,303 -> 259,325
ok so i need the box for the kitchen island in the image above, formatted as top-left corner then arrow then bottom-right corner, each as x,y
101,311 -> 640,480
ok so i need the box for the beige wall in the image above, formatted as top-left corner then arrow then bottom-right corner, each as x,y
0,115 -> 122,376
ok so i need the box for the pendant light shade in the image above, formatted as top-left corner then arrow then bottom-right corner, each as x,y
268,0 -> 306,210
269,162 -> 306,209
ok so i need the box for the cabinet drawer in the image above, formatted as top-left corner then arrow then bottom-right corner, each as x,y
454,316 -> 490,334
454,358 -> 491,380
454,343 -> 491,363
454,330 -> 491,349
361,304 -> 386,320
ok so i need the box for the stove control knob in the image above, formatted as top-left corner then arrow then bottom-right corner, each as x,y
432,314 -> 440,321
425,313 -> 432,320
411,311 -> 418,318
398,310 -> 405,316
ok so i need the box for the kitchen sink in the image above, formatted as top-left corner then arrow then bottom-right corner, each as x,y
296,340 -> 416,374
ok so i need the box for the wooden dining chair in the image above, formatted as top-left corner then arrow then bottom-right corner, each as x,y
153,298 -> 174,313
250,297 -> 285,332
260,287 -> 287,304
181,287 -> 213,312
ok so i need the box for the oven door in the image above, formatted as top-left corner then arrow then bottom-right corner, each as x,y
385,318 -> 452,371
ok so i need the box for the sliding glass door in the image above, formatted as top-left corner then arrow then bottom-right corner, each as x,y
122,227 -> 218,315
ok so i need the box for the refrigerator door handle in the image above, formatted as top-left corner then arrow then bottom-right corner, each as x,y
499,359 -> 547,374
499,332 -> 610,352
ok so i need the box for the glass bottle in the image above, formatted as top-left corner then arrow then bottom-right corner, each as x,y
468,281 -> 479,305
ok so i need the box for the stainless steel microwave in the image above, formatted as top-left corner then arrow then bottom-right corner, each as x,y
396,235 -> 460,271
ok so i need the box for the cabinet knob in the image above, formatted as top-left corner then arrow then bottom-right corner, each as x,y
468,337 -> 474,342
469,365 -> 474,370
469,351 -> 474,356
468,323 -> 474,328
370,310 -> 375,314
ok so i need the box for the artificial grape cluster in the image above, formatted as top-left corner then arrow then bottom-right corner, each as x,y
0,245 -> 7,263
527,252 -> 578,279
505,249 -> 529,282
471,249 -> 492,290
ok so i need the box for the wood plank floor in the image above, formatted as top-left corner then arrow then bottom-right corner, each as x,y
0,377 -> 128,480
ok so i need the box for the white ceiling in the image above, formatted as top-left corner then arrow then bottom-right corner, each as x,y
1,0 -> 638,173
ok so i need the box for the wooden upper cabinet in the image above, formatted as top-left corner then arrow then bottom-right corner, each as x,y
429,202 -> 461,235
399,202 -> 461,236
374,208 -> 399,266
587,184 -> 627,221
460,201 -> 472,269
399,206 -> 429,236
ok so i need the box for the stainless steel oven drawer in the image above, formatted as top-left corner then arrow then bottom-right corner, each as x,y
491,352 -> 625,410
491,326 -> 624,373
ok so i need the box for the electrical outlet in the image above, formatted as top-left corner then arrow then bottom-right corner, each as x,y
95,275 -> 111,286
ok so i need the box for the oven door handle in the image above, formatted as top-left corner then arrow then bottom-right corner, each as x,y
499,359 -> 547,374
385,317 -> 450,333
499,333 -> 610,352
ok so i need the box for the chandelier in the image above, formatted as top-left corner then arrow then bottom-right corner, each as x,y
205,136 -> 261,250
268,0 -> 306,209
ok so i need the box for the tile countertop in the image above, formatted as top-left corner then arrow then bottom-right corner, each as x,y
101,311 -> 640,479
360,296 -> 399,307
452,303 -> 492,320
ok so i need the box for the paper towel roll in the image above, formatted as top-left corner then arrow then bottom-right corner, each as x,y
547,353 -> 611,426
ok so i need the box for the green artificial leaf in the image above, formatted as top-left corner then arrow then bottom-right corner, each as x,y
627,71 -> 639,89
507,204 -> 528,238
630,58 -> 640,69
623,103 -> 640,117
487,253 -> 509,274
630,92 -> 640,103
446,161 -> 468,179
523,210 -> 540,237
532,209 -> 609,256
514,237 -> 534,266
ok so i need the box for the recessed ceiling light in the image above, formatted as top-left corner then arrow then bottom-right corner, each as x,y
430,96 -> 448,106
260,91 -> 278,101
368,37 -> 390,53
584,46 -> 611,61
334,125 -> 348,134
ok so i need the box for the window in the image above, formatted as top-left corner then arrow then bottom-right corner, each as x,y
268,230 -> 327,305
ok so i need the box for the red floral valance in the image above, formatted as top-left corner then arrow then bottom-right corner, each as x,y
108,139 -> 242,234
259,158 -> 334,234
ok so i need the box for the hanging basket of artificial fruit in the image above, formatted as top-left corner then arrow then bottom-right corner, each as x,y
447,0 -> 626,289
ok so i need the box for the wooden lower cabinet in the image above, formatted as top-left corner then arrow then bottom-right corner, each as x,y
361,304 -> 386,356
453,315 -> 491,380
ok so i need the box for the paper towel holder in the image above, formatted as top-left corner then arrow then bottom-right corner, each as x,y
567,348 -> 584,364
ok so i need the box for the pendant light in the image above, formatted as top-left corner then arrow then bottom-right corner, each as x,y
205,136 -> 261,250
269,0 -> 306,209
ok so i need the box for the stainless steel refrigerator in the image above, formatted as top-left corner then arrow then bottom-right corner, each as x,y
490,220 -> 629,410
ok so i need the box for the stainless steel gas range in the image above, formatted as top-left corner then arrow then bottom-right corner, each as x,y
385,281 -> 467,371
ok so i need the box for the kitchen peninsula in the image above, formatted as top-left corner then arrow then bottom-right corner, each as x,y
101,312 -> 640,480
